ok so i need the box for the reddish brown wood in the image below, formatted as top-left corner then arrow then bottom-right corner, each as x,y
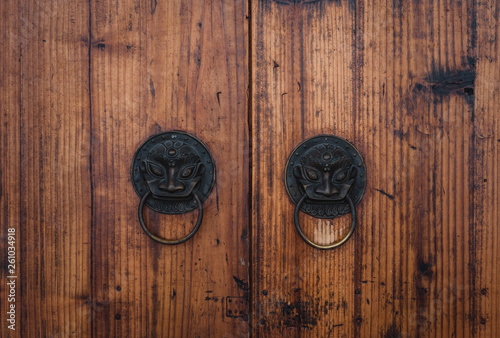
251,0 -> 500,337
0,0 -> 92,336
1,0 -> 499,337
90,0 -> 249,336
0,0 -> 21,335
251,1 -> 359,336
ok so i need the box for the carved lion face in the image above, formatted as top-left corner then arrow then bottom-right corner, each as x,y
293,144 -> 357,201
141,140 -> 205,199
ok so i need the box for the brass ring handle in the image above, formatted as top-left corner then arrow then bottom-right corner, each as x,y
138,190 -> 203,245
294,194 -> 356,250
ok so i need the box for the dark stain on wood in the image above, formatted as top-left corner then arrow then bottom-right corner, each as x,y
383,321 -> 402,338
414,68 -> 475,97
393,129 -> 407,140
280,300 -> 318,329
254,296 -> 352,332
417,259 -> 433,277
233,276 -> 249,293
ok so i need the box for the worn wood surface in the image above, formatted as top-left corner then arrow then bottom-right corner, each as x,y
0,0 -> 22,335
251,0 -> 499,337
90,0 -> 249,336
0,0 -> 92,336
251,1 -> 358,336
1,0 -> 499,337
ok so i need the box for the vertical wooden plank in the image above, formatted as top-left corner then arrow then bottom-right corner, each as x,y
252,0 -> 499,337
474,1 -> 500,336
356,1 -> 476,336
20,0 -> 91,335
1,0 -> 91,336
90,0 -> 249,336
251,1 -> 358,336
0,0 -> 21,335
356,1 -> 500,336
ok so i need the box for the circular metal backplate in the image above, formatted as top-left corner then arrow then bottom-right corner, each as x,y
131,131 -> 215,214
285,135 -> 366,219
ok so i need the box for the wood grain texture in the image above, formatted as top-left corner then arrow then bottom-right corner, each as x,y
1,0 -> 92,336
251,1 -> 358,336
1,0 -> 499,336
474,1 -> 500,336
251,0 -> 500,337
90,0 -> 249,336
0,0 -> 21,335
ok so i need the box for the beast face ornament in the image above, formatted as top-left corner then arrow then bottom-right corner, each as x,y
131,131 -> 215,244
285,135 -> 366,249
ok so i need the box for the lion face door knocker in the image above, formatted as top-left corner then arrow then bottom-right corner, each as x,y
285,135 -> 366,249
131,131 -> 215,245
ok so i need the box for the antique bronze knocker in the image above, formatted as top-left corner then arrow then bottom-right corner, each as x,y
131,131 -> 215,244
285,135 -> 366,249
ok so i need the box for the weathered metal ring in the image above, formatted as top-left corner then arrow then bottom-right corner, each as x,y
294,194 -> 356,250
138,190 -> 203,245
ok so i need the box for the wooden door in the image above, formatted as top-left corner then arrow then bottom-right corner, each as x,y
251,1 -> 500,336
1,0 -> 499,337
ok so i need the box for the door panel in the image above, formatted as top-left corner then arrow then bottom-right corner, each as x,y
90,0 -> 249,336
251,0 -> 500,337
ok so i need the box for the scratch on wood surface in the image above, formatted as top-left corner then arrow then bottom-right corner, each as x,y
151,0 -> 157,15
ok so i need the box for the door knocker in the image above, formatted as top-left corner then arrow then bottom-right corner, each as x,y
131,131 -> 215,244
285,135 -> 366,249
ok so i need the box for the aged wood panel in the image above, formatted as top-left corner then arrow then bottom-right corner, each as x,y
474,1 -> 500,336
0,0 -> 21,336
355,1 -> 500,336
251,0 -> 499,337
1,0 -> 92,336
355,1 -> 477,336
90,0 -> 249,336
251,1 -> 358,336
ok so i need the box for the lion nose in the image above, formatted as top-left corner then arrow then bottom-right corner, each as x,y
315,175 -> 339,197
158,170 -> 185,193
167,181 -> 185,192
158,179 -> 185,192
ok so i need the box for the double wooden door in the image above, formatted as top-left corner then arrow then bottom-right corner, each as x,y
1,0 -> 499,336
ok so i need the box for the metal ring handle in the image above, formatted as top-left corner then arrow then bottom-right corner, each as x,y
294,194 -> 356,250
138,190 -> 203,245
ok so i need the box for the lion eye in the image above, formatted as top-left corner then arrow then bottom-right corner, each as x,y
179,165 -> 196,179
304,167 -> 320,181
334,170 -> 348,182
147,162 -> 165,177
